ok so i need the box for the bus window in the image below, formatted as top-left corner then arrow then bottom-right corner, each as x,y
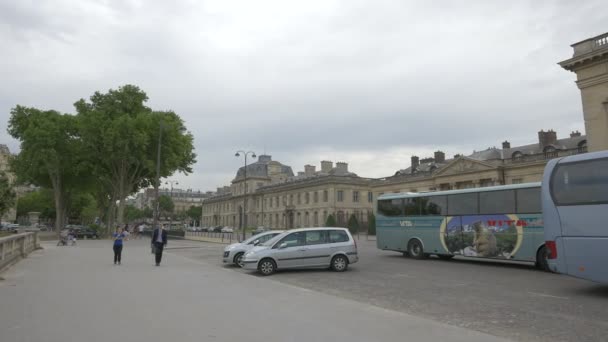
404,198 -> 420,215
447,193 -> 478,215
378,199 -> 404,216
480,190 -> 515,214
551,159 -> 608,205
421,196 -> 446,215
516,187 -> 541,213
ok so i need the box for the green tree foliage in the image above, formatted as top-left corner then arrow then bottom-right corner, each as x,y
325,214 -> 336,227
347,214 -> 360,233
75,85 -> 196,226
367,213 -> 376,235
16,189 -> 55,219
186,205 -> 202,222
0,172 -> 16,219
158,195 -> 174,218
124,205 -> 144,222
8,107 -> 90,231
143,206 -> 153,218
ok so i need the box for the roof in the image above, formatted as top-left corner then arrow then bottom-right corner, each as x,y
503,136 -> 586,157
233,155 -> 294,181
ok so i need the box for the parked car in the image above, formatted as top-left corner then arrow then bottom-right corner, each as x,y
223,230 -> 284,266
221,226 -> 234,233
242,227 -> 358,276
212,226 -> 223,232
74,229 -> 99,239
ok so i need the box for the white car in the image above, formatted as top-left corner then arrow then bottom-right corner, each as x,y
221,226 -> 234,233
223,230 -> 284,266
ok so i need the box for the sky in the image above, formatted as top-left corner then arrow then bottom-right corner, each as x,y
1,0 -> 606,193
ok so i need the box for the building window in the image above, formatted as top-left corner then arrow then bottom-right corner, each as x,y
305,192 -> 310,204
305,212 -> 309,226
297,193 -> 301,205
368,192 -> 373,203
275,197 -> 279,207
313,211 -> 318,226
353,191 -> 359,202
544,146 -> 557,159
512,178 -> 523,184
337,190 -> 344,202
479,179 -> 493,187
512,151 -> 523,162
290,194 -> 294,205
314,191 -> 319,203
323,190 -> 328,202
578,140 -> 587,154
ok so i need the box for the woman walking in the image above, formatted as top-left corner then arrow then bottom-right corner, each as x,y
113,227 -> 126,265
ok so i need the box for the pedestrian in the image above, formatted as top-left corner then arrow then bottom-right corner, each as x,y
138,224 -> 145,239
113,227 -> 126,265
151,224 -> 167,266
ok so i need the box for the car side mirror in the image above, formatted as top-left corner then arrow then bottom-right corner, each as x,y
278,242 -> 288,249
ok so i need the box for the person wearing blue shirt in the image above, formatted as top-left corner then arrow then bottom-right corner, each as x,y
113,227 -> 126,265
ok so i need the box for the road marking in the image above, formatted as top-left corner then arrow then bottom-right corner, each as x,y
527,291 -> 569,300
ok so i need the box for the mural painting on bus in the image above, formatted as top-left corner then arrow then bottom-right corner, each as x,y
439,215 -> 525,259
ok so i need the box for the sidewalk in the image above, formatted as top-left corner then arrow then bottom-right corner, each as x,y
0,239 -> 510,342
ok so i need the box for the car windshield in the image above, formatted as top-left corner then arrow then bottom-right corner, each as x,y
261,232 -> 287,247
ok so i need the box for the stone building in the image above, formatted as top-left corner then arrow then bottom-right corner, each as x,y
0,144 -> 36,223
202,130 -> 587,230
135,188 -> 210,214
560,32 -> 608,152
201,157 -> 374,229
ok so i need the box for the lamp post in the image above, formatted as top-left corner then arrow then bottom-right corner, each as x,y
235,150 -> 256,241
153,120 -> 163,233
165,180 -> 178,229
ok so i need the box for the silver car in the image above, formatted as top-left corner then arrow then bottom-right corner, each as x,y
223,230 -> 284,266
242,227 -> 359,276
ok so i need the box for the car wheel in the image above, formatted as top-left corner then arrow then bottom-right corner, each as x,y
536,245 -> 550,272
331,255 -> 349,272
407,239 -> 426,260
438,255 -> 454,260
233,252 -> 244,267
258,258 -> 276,276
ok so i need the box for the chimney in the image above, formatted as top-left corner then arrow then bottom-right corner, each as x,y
411,156 -> 419,173
336,162 -> 348,173
570,130 -> 581,138
257,155 -> 272,162
304,164 -> 316,176
321,160 -> 333,172
502,141 -> 511,149
538,129 -> 557,147
434,151 -> 445,163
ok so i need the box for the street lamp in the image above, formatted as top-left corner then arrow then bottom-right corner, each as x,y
153,120 -> 163,233
165,180 -> 178,229
235,150 -> 256,241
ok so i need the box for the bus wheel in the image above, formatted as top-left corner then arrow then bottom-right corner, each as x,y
438,255 -> 454,260
536,245 -> 550,272
407,239 -> 426,260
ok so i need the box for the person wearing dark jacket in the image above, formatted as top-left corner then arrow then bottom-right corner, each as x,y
151,225 -> 168,266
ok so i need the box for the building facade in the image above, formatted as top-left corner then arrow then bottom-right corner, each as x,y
136,188 -> 210,214
560,32 -> 608,152
202,130 -> 587,230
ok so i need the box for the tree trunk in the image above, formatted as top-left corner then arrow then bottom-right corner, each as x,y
116,197 -> 126,226
52,188 -> 64,234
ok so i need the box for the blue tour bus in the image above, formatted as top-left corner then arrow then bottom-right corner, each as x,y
376,182 -> 550,270
542,150 -> 608,283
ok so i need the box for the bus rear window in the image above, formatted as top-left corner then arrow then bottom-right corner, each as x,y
551,158 -> 608,205
377,199 -> 404,216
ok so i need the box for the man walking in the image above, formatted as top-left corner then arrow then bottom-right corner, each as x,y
151,224 -> 168,266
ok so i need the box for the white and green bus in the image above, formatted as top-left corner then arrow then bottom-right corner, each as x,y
376,182 -> 549,270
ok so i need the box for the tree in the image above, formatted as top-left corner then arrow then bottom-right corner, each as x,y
75,85 -> 196,227
124,205 -> 144,222
0,172 -> 16,219
158,195 -> 174,218
325,214 -> 336,227
186,205 -> 202,222
16,189 -> 55,220
143,206 -> 153,218
367,213 -> 376,235
8,106 -> 91,232
347,214 -> 359,233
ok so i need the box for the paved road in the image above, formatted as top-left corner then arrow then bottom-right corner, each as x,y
0,239 -> 508,342
172,237 -> 608,342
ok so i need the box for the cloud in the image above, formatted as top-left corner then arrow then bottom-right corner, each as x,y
0,0 -> 605,192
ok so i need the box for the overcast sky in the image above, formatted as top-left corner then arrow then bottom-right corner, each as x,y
1,0 -> 606,193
